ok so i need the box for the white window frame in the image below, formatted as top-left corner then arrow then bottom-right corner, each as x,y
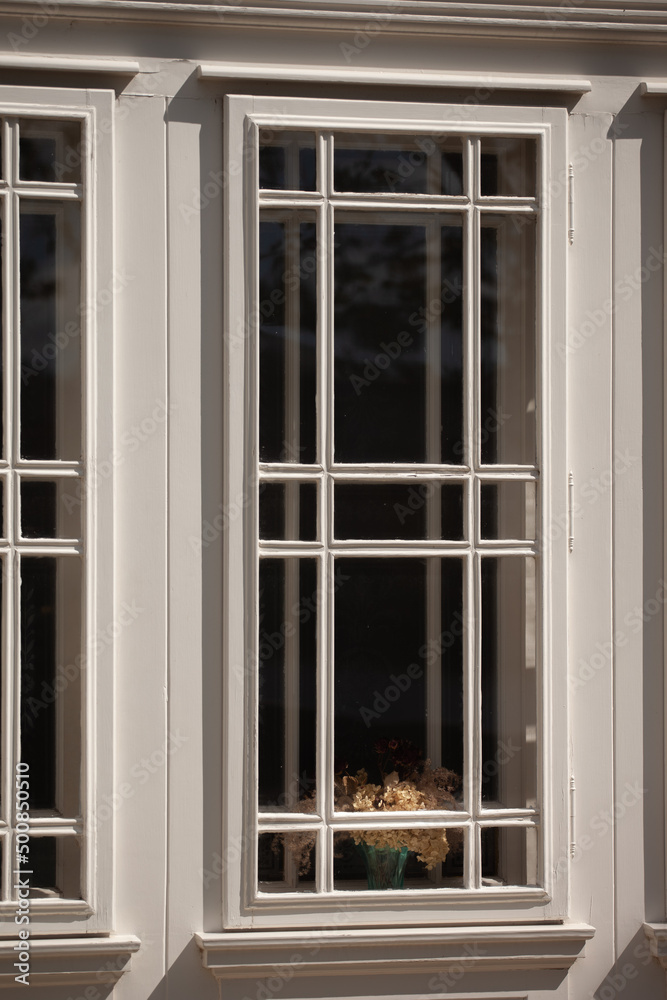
221,93 -> 569,931
0,85 -> 114,936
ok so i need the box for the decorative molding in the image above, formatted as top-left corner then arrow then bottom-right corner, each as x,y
198,63 -> 592,92
196,923 -> 595,981
0,934 -> 141,988
2,0 -> 667,42
643,923 -> 667,969
642,81 -> 667,94
0,53 -> 141,74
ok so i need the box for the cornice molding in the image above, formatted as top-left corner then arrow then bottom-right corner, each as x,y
0,53 -> 140,73
199,62 -> 592,91
0,934 -> 141,989
3,0 -> 667,43
196,923 -> 596,981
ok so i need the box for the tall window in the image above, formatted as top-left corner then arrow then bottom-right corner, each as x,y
0,117 -> 84,906
223,96 -> 568,928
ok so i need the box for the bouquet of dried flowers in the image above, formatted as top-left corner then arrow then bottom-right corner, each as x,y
274,739 -> 460,875
334,739 -> 460,869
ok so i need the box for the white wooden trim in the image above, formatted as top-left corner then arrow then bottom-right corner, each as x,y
199,63 -> 592,93
0,54 -> 140,74
197,923 -> 594,980
223,93 -> 569,930
0,934 -> 140,988
0,87 -> 116,937
11,0 -> 667,40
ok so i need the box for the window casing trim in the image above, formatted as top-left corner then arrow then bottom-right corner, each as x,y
0,86 -> 115,935
222,93 -> 569,930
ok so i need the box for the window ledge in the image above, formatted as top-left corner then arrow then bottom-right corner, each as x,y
643,923 -> 667,969
0,934 -> 141,989
196,924 -> 595,981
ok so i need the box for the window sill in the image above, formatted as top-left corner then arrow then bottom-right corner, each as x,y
0,934 -> 141,988
643,923 -> 667,969
196,923 -> 595,982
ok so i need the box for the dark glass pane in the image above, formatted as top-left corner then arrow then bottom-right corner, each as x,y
20,203 -> 81,460
259,558 -> 317,812
334,135 -> 464,196
337,560 -> 419,768
480,216 -> 536,465
441,225 -> 464,463
439,559 -> 465,786
334,557 -> 464,797
20,557 -> 82,814
481,557 -> 537,808
258,832 -> 317,891
334,482 -> 463,540
27,837 -> 81,898
480,137 -> 536,197
259,132 -> 316,191
334,222 -> 426,463
481,826 -> 538,887
21,479 -> 81,540
259,146 -> 285,189
19,119 -> 82,184
481,481 -> 536,540
259,482 -> 317,541
259,219 -> 317,463
441,152 -> 464,196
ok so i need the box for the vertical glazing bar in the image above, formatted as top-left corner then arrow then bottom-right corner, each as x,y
247,119 -> 261,904
316,131 -> 332,893
425,214 -> 442,784
463,137 -> 477,889
79,108 -> 91,906
283,214 -> 301,887
9,124 -> 20,902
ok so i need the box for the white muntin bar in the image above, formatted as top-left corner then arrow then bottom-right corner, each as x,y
320,132 -> 335,894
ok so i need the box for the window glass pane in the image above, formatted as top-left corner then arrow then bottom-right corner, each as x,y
481,480 -> 536,540
258,558 -> 317,812
481,557 -> 537,809
258,832 -> 317,891
0,479 -> 5,538
334,134 -> 463,196
440,225 -> 464,463
334,482 -> 463,540
259,131 -> 316,191
480,137 -> 536,197
259,218 -> 317,463
21,478 -> 81,539
481,826 -> 538,887
334,557 -> 464,806
259,482 -> 317,541
20,557 -> 82,815
480,215 -> 536,465
334,221 -> 426,463
20,201 -> 81,460
27,836 -> 81,899
19,119 -> 82,184
333,826 -> 465,890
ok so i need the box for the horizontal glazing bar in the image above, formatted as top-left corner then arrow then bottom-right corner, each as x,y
15,467 -> 82,479
12,461 -> 83,472
329,814 -> 471,829
14,186 -> 82,201
259,194 -> 324,207
476,809 -> 539,821
328,540 -> 470,550
475,470 -> 539,481
21,820 -> 82,835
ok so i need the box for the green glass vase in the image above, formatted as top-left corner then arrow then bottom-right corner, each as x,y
357,843 -> 409,890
